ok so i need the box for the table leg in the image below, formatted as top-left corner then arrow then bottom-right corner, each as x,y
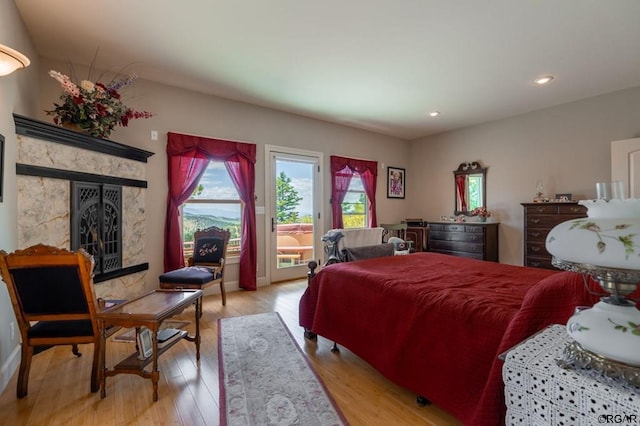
100,320 -> 107,399
195,296 -> 201,361
151,328 -> 159,401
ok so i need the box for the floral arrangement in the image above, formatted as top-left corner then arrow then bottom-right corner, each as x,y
470,206 -> 491,218
45,70 -> 152,138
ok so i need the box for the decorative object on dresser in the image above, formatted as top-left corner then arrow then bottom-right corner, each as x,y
546,196 -> 640,384
521,202 -> 587,269
427,221 -> 498,261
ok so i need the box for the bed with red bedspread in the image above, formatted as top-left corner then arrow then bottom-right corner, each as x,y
299,252 -> 601,425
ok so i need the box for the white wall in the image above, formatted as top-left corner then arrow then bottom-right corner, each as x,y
0,0 -> 40,394
409,87 -> 640,265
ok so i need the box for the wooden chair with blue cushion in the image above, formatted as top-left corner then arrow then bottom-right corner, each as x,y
159,226 -> 230,306
0,244 -> 102,398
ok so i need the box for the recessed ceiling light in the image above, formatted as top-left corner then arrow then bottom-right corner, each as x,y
429,111 -> 440,117
534,76 -> 554,85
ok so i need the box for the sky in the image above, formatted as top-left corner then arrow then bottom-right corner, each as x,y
187,160 -> 316,218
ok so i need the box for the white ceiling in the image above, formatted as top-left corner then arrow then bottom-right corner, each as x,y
14,0 -> 640,140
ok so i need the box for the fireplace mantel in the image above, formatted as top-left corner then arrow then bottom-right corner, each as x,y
13,114 -> 154,162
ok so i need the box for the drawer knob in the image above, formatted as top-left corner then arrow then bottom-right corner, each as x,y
531,246 -> 540,252
531,232 -> 541,237
531,218 -> 541,224
570,207 -> 580,212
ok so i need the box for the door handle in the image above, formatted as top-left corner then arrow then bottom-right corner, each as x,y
271,217 -> 276,232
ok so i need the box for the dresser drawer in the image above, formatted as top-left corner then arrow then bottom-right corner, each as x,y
430,223 -> 465,232
430,230 -> 484,243
525,255 -> 555,270
525,242 -> 549,257
430,240 -> 484,254
524,204 -> 560,215
558,204 -> 587,215
525,215 -> 571,228
525,229 -> 547,242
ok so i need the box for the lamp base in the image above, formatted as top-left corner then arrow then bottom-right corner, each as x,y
556,340 -> 640,387
567,301 -> 640,366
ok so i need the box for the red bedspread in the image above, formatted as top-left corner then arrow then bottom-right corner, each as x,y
299,252 -> 601,425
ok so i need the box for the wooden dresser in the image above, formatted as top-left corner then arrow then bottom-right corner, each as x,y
521,202 -> 587,270
427,222 -> 499,261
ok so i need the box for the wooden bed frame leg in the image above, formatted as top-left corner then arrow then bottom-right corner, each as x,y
304,329 -> 317,340
416,396 -> 431,407
331,342 -> 340,353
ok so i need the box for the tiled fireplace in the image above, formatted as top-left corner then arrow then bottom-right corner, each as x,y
13,114 -> 154,300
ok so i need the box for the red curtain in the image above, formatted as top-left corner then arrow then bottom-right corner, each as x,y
456,175 -> 467,212
164,132 -> 257,291
330,155 -> 378,228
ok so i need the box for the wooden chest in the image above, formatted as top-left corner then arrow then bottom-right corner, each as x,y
521,202 -> 587,269
427,222 -> 499,261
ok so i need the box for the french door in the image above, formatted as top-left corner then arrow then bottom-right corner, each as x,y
265,146 -> 322,282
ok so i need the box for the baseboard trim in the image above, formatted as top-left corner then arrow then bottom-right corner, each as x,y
0,343 -> 20,394
201,276 -> 269,297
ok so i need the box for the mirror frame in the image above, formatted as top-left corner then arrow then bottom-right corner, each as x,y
453,161 -> 487,216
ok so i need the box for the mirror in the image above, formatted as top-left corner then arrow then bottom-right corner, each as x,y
454,161 -> 487,215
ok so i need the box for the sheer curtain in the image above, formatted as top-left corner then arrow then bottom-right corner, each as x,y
330,155 -> 378,228
165,132 -> 257,291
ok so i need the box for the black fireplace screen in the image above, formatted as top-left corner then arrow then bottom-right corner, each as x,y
71,182 -> 122,275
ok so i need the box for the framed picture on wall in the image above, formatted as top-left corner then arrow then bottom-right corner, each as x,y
0,133 -> 4,203
387,166 -> 405,199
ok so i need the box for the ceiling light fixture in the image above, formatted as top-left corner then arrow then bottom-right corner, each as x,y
534,76 -> 554,85
0,44 -> 30,76
429,111 -> 440,117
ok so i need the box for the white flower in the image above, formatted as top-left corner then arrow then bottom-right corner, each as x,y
80,80 -> 95,92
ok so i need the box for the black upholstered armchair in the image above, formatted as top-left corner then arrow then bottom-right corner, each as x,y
0,244 -> 102,398
160,226 -> 231,306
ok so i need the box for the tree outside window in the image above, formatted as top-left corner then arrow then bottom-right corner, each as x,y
341,176 -> 368,228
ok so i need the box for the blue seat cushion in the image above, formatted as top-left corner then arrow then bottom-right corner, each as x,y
193,237 -> 224,264
159,266 -> 220,284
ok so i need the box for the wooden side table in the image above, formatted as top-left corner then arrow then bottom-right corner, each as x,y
96,289 -> 202,401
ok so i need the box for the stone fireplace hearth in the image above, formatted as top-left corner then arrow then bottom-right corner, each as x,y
13,114 -> 154,300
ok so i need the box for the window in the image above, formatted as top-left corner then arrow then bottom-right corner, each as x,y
341,175 -> 368,229
181,161 -> 242,259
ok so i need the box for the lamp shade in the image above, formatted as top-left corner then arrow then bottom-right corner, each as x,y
546,198 -> 640,366
0,44 -> 30,76
546,199 -> 640,270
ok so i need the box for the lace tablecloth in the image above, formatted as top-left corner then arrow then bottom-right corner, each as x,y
503,324 -> 640,425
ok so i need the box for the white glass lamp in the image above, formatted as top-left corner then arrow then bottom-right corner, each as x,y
546,198 -> 640,376
0,44 -> 30,76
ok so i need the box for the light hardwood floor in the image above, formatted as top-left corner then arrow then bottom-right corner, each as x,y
0,280 -> 461,425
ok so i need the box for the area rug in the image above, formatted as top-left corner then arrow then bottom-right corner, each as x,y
218,312 -> 348,426
111,320 -> 190,342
